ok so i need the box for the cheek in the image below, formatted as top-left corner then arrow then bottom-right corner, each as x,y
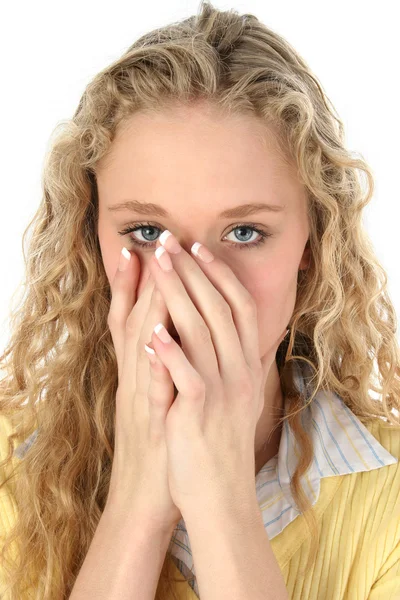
97,222 -> 120,286
97,222 -> 151,297
242,262 -> 298,352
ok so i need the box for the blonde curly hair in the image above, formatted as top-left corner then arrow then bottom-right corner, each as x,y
1,1 -> 400,598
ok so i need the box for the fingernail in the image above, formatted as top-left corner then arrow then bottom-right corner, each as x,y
159,229 -> 182,254
118,247 -> 131,271
191,242 -> 214,263
154,322 -> 172,343
144,343 -> 157,364
155,246 -> 174,272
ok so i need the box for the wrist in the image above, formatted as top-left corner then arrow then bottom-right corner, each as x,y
103,499 -> 178,542
183,491 -> 261,529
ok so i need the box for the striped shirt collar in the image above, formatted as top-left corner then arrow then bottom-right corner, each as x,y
169,360 -> 398,596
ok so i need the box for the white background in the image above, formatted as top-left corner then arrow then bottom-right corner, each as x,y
0,0 -> 399,354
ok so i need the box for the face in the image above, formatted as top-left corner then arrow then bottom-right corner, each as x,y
96,103 -> 311,363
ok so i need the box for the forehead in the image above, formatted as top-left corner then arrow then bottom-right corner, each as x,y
96,103 -> 305,213
99,103 -> 292,171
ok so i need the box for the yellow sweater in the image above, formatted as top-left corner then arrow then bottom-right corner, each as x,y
1,414 -> 400,599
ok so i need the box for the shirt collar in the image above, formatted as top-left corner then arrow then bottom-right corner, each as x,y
260,360 -> 398,540
169,360 -> 398,595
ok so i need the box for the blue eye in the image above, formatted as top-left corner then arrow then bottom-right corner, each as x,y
117,221 -> 273,250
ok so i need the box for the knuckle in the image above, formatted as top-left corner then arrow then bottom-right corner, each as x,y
148,360 -> 165,379
147,389 -> 165,406
214,295 -> 232,321
242,293 -> 257,318
125,312 -> 139,336
189,375 -> 206,398
197,323 -> 212,346
107,310 -> 121,329
253,362 -> 263,378
185,259 -> 199,276
152,286 -> 163,305
136,338 -> 145,355
137,337 -> 151,358
235,374 -> 254,399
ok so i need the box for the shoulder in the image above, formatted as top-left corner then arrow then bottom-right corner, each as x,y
343,416 -> 400,518
324,416 -> 400,520
355,418 -> 400,597
362,416 -> 400,461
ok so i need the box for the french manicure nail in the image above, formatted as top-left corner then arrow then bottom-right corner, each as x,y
191,242 -> 214,263
144,343 -> 157,364
118,247 -> 131,271
154,322 -> 172,343
155,246 -> 174,272
159,229 -> 182,254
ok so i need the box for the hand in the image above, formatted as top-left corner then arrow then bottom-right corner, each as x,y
106,249 -> 182,535
145,232 -> 288,516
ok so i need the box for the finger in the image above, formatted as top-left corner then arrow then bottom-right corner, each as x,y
147,237 -> 250,386
189,249 -> 261,372
132,283 -> 174,404
158,235 -> 262,373
111,253 -> 156,397
149,329 -> 205,426
108,248 -> 143,380
148,251 -> 220,390
144,341 -> 175,441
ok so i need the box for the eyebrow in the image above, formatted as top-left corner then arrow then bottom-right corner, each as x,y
107,199 -> 285,219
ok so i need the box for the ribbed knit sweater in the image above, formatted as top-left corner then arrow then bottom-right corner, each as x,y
1,409 -> 400,598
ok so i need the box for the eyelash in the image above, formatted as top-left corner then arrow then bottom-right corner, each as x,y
117,221 -> 273,251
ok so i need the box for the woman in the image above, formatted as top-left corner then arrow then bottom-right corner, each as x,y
1,2 -> 399,599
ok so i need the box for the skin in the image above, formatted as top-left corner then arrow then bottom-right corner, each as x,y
96,101 -> 311,477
